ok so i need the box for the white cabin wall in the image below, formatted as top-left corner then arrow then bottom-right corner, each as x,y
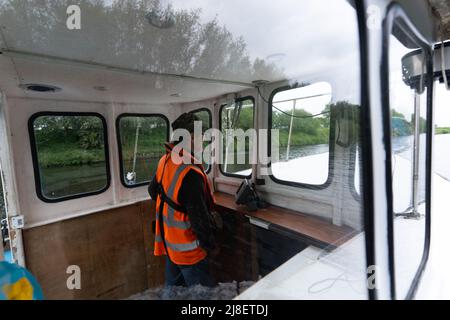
6,81 -> 365,231
253,83 -> 363,230
250,82 -> 339,223
179,84 -> 364,230
180,90 -> 252,190
110,101 -> 182,204
6,97 -> 178,229
0,93 -> 25,265
179,83 -> 364,230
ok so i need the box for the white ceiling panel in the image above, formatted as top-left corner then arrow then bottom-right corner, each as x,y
0,54 -> 246,104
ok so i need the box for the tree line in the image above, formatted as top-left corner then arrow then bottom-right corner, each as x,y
0,0 -> 281,83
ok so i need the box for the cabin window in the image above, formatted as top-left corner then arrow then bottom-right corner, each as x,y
117,114 -> 169,187
388,19 -> 430,299
269,82 -> 332,187
190,108 -> 212,129
29,113 -> 110,202
354,146 -> 361,196
190,108 -> 212,173
219,98 -> 254,177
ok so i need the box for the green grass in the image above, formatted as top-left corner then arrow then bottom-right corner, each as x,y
37,136 -> 166,168
37,143 -> 106,168
36,124 -> 332,168
278,128 -> 330,147
436,127 -> 450,135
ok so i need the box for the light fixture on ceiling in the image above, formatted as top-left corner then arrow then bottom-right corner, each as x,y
252,80 -> 270,87
266,53 -> 286,64
19,83 -> 61,93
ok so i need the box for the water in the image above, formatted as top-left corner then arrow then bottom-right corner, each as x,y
222,144 -> 329,176
392,134 -> 450,181
35,134 -> 450,198
434,134 -> 450,181
279,143 -> 330,161
40,163 -> 108,199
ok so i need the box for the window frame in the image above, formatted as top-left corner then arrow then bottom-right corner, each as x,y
189,107 -> 213,174
381,3 -> 434,300
267,84 -> 336,190
116,113 -> 170,189
350,143 -> 362,202
28,111 -> 111,203
218,96 -> 255,179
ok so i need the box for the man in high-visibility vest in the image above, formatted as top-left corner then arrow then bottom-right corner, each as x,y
148,112 -> 217,287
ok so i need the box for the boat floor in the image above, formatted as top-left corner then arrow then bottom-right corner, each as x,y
127,281 -> 255,300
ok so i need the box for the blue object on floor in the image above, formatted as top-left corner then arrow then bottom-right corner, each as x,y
4,250 -> 12,263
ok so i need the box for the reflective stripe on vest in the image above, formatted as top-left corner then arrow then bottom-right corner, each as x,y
163,164 -> 192,230
157,164 -> 192,230
155,235 -> 200,252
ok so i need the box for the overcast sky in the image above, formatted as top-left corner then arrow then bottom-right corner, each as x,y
169,0 -> 360,103
435,83 -> 450,127
168,0 -> 450,126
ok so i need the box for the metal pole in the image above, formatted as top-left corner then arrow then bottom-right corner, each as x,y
410,91 -> 421,218
286,100 -> 296,161
398,91 -> 422,219
224,109 -> 231,172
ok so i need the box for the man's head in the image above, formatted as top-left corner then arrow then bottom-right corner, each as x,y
171,112 -> 207,158
171,112 -> 200,134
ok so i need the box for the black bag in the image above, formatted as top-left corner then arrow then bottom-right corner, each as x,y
235,178 -> 268,211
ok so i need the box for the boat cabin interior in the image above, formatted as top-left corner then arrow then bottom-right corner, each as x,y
0,0 -> 450,300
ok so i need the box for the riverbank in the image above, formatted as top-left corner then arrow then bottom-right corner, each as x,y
436,128 -> 450,135
37,143 -> 163,168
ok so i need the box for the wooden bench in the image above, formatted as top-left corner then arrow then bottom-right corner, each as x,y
214,192 -> 356,250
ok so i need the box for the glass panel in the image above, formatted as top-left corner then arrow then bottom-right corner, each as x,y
3,0 -> 367,300
271,82 -> 332,186
190,109 -> 211,171
32,115 -> 108,200
434,82 -> 450,182
0,172 -> 11,262
220,99 -> 254,176
389,25 -> 428,298
191,109 -> 211,128
118,115 -> 168,186
0,1 -> 359,84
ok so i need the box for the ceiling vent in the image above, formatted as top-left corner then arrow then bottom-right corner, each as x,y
19,83 -> 61,93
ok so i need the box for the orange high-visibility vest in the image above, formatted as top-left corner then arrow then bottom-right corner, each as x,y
153,147 -> 215,265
